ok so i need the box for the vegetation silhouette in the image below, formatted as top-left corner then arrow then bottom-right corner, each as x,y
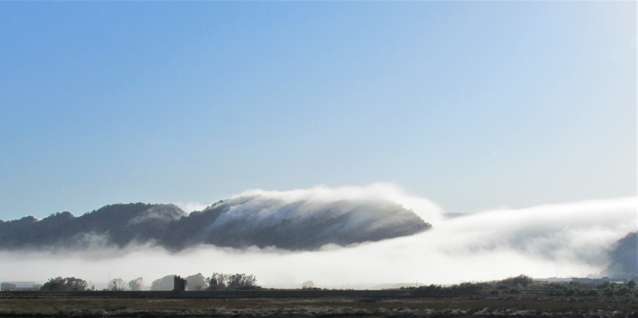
40,277 -> 88,291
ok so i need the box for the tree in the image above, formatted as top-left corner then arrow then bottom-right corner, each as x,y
40,277 -> 88,291
108,278 -> 126,291
128,277 -> 144,291
227,273 -> 257,290
207,273 -> 228,290
499,275 -> 533,288
207,273 -> 258,290
302,281 -> 315,289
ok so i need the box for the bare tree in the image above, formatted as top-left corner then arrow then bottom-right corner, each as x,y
207,273 -> 258,290
108,278 -> 126,291
128,277 -> 144,291
228,273 -> 257,289
207,273 -> 228,290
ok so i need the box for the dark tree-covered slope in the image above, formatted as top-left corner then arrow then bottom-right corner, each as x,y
0,196 -> 430,251
606,231 -> 638,279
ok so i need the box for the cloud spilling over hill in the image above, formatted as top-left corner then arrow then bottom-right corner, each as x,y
0,185 -> 432,251
0,185 -> 634,288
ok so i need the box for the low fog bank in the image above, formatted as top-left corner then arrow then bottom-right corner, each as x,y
0,185 -> 635,289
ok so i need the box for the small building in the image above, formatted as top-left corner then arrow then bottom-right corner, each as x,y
1,282 -> 41,291
173,276 -> 186,292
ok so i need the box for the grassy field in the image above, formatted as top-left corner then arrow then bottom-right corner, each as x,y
1,289 -> 637,317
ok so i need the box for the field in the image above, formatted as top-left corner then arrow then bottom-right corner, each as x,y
1,288 -> 637,318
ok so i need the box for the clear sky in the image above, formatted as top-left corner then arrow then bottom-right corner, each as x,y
0,2 -> 635,219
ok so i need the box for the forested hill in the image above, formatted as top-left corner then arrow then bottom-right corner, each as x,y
0,196 -> 430,251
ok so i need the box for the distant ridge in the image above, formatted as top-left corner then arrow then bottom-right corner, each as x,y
0,195 -> 430,251
606,231 -> 638,279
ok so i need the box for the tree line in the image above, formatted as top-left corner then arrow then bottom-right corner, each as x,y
39,273 -> 259,292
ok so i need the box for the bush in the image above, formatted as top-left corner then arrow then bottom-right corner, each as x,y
499,275 -> 533,288
207,273 -> 258,290
414,282 -> 484,297
40,277 -> 88,291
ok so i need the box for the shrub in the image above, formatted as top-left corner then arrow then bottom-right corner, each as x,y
499,275 -> 533,288
207,273 -> 258,290
40,277 -> 88,291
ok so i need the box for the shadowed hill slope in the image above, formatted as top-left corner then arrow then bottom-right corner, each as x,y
0,196 -> 430,251
606,231 -> 638,279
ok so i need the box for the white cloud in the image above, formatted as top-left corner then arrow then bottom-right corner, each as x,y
0,185 -> 635,289
174,201 -> 210,213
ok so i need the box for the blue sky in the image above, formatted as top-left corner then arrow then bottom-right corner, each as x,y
0,2 -> 635,219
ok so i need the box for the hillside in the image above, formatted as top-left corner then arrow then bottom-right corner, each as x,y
0,195 -> 430,251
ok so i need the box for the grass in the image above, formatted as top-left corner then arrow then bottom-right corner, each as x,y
0,293 -> 636,317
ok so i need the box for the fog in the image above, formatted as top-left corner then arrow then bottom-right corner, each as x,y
0,184 -> 635,289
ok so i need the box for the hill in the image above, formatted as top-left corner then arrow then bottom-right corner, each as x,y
0,195 -> 430,251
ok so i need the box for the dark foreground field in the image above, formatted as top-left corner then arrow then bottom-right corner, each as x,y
1,289 -> 637,318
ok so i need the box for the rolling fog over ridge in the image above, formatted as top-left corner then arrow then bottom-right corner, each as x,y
0,4 -> 634,317
0,184 -> 635,288
0,187 -> 430,251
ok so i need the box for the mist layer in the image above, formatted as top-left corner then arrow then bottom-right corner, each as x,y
0,185 -> 635,288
